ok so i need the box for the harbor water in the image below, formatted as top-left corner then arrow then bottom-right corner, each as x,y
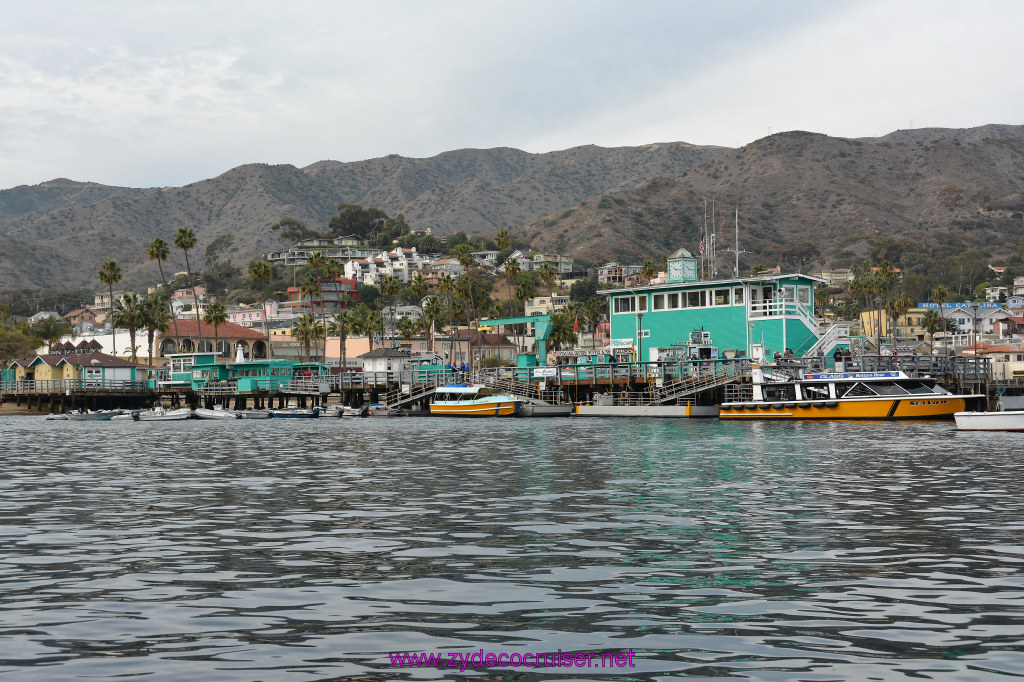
1,416 -> 1023,680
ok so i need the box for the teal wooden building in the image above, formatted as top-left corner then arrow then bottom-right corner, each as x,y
602,251 -> 826,362
160,353 -> 328,392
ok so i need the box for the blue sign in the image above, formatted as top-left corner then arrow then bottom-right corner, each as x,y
918,302 -> 1002,309
803,371 -> 901,380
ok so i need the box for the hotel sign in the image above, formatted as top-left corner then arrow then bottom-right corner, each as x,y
919,302 -> 1002,309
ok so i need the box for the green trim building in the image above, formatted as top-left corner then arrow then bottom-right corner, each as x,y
602,265 -> 825,361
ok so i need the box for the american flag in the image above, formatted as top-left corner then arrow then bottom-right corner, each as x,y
698,236 -> 706,255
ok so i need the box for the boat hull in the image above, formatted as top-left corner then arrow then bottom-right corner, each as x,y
954,410 -> 1024,431
193,408 -> 240,419
720,396 -> 971,420
429,400 -> 522,417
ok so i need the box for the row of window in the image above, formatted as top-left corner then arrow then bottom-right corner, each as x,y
613,285 -> 813,314
613,287 -> 746,314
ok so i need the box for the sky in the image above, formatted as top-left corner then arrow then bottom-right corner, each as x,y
1,0 -> 1021,191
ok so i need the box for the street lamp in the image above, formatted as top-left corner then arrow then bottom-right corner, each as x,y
874,296 -> 882,354
636,312 -> 644,369
970,300 -> 980,354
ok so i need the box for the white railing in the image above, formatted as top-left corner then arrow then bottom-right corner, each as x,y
1,379 -> 150,393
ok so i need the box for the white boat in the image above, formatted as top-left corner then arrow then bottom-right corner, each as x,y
133,407 -> 193,421
954,409 -> 1024,431
45,413 -> 68,420
67,409 -> 123,421
268,407 -> 322,418
429,384 -> 522,417
333,405 -> 369,417
193,406 -> 241,420
236,409 -> 272,419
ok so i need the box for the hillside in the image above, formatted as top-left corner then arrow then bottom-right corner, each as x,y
2,125 -> 1023,292
522,125 -> 1024,274
0,143 -> 726,289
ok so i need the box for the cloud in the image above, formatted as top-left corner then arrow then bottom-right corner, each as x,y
0,0 -> 1020,190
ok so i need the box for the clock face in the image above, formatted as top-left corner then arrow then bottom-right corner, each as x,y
682,260 -> 697,279
668,260 -> 683,279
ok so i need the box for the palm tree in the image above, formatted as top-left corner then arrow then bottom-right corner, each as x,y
921,309 -> 944,354
640,260 -> 657,284
142,293 -> 171,368
249,259 -> 274,359
495,229 -> 510,252
203,301 -> 228,358
537,263 -> 555,295
503,256 -> 520,317
422,297 -> 443,354
147,237 -> 178,342
380,275 -> 401,348
932,284 -> 950,339
352,303 -> 381,352
98,260 -> 122,356
173,227 -> 202,350
307,251 -> 326,276
113,291 -> 146,362
438,273 -> 456,362
328,309 -> 354,370
292,314 -> 320,363
547,311 -> 579,352
887,291 -> 913,349
514,279 -> 536,355
397,316 -> 419,350
300,275 -> 323,361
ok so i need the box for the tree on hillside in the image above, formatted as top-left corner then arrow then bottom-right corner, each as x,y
327,204 -> 389,239
272,217 -> 322,244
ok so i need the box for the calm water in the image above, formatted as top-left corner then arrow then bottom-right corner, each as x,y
1,415 -> 1023,681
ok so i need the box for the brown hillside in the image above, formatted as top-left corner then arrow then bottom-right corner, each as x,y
0,143 -> 725,289
523,128 -> 1024,272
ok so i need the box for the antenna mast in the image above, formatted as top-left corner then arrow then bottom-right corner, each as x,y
723,206 -> 750,277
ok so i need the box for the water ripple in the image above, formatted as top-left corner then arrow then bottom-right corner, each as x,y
1,416 -> 1023,679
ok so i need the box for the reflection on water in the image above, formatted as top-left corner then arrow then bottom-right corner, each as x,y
2,416 -> 1023,680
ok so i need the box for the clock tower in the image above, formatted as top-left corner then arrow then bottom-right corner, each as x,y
666,247 -> 698,283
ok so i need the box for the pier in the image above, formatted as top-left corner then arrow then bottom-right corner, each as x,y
2,353 -> 994,414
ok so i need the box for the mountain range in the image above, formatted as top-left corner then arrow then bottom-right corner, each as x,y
2,124 -> 1022,290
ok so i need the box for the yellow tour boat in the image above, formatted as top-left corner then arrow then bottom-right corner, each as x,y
719,367 -> 985,420
429,384 -> 523,417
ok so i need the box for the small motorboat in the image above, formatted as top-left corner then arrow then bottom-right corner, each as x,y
333,405 -> 369,417
365,403 -> 406,417
67,409 -> 124,421
193,406 -> 241,420
268,407 -> 323,418
119,406 -> 192,421
236,409 -> 272,419
954,409 -> 1024,431
45,413 -> 69,421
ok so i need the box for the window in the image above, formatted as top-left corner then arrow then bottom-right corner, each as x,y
637,296 -> 647,312
714,288 -> 730,305
667,293 -> 679,309
653,294 -> 666,311
798,286 -> 811,305
734,287 -> 744,305
687,290 -> 706,308
613,297 -> 636,314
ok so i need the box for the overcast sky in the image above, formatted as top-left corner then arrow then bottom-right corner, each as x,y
1,0 -> 1020,191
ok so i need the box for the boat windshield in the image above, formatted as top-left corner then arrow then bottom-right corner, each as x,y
763,384 -> 796,401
